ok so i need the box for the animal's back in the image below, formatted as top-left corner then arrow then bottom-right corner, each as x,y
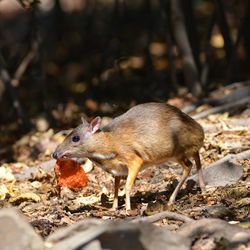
102,103 -> 204,163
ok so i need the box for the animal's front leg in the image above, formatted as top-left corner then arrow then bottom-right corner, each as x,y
125,157 -> 143,211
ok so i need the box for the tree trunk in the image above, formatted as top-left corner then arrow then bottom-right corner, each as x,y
170,0 -> 202,97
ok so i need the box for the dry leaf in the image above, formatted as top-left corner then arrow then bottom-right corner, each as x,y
0,184 -> 9,200
0,166 -> 15,181
9,192 -> 41,205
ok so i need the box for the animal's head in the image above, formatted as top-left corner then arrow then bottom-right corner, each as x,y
52,117 -> 101,160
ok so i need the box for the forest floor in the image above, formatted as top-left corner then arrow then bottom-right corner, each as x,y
0,98 -> 250,239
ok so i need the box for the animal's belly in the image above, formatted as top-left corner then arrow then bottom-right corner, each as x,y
94,162 -> 128,177
93,157 -> 176,177
140,157 -> 176,170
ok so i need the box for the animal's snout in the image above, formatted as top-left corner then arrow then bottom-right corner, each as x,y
52,151 -> 59,159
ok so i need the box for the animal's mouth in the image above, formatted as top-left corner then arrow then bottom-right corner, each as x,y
53,149 -> 84,163
57,156 -> 69,161
61,154 -> 70,159
53,151 -> 72,160
59,154 -> 81,163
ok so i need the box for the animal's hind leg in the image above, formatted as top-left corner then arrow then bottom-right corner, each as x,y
193,152 -> 206,192
168,157 -> 192,205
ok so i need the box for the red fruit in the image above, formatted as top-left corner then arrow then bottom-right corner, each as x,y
54,159 -> 88,192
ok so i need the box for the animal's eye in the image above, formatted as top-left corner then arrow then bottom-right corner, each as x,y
72,135 -> 80,142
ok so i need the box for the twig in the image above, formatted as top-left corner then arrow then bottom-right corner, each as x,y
202,118 -> 250,133
11,39 -> 39,87
229,118 -> 250,127
182,81 -> 250,114
131,211 -> 194,224
0,3 -> 41,127
210,80 -> 250,96
191,96 -> 250,120
0,36 -> 40,127
0,63 -> 27,125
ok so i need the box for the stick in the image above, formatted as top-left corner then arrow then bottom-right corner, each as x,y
202,149 -> 250,171
131,211 -> 194,224
0,64 -> 27,125
191,96 -> 250,120
182,81 -> 250,114
11,40 -> 39,87
0,38 -> 39,127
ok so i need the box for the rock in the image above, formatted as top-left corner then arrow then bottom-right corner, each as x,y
0,166 -> 15,181
189,160 -> 243,187
46,219 -> 190,250
99,222 -> 189,250
0,208 -> 44,250
204,204 -> 234,219
239,217 -> 250,229
178,218 -> 250,249
82,240 -> 102,250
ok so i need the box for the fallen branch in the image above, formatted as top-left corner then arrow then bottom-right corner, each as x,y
207,148 -> 250,169
47,224 -> 108,250
202,117 -> 250,133
0,40 -> 39,127
230,117 -> 250,127
178,218 -> 250,243
131,211 -> 194,224
0,65 -> 27,125
0,4 -> 41,127
210,80 -> 250,96
192,96 -> 250,120
182,81 -> 250,114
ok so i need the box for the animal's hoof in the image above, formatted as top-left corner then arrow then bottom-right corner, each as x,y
165,202 -> 175,211
109,207 -> 118,212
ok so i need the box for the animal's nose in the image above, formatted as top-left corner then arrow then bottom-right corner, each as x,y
52,151 -> 58,159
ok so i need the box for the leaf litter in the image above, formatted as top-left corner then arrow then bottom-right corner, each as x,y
0,105 -> 250,238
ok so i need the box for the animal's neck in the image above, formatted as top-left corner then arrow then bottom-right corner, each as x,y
84,131 -> 115,161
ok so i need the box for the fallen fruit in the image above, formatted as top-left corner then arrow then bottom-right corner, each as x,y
54,160 -> 88,192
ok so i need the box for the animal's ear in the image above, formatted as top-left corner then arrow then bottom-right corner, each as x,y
81,117 -> 88,125
89,116 -> 101,134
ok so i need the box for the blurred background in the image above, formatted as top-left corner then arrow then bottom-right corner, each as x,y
0,0 -> 250,143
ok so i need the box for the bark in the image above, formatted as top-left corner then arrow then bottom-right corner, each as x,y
171,0 -> 202,97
